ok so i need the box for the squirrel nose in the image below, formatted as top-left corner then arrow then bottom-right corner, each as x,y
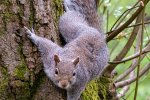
60,80 -> 69,88
62,83 -> 67,88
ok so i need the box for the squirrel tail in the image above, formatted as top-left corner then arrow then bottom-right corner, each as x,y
64,0 -> 101,31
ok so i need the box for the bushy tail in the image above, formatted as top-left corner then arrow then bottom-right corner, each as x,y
64,0 -> 101,31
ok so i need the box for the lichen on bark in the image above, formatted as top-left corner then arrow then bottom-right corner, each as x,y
81,76 -> 113,100
0,66 -> 9,99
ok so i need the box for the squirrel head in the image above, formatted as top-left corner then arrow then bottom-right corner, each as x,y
53,54 -> 79,90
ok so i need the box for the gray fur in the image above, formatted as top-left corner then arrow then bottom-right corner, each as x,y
24,0 -> 108,100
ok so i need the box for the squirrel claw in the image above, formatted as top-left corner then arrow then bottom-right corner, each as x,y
24,26 -> 36,39
24,26 -> 37,43
24,26 -> 32,36
31,27 -> 35,34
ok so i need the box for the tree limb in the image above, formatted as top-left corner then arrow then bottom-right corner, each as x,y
113,63 -> 135,100
108,50 -> 150,64
113,86 -> 129,100
134,7 -> 145,100
103,8 -> 144,76
107,20 -> 150,35
115,63 -> 150,88
106,0 -> 149,42
110,1 -> 140,31
115,40 -> 150,82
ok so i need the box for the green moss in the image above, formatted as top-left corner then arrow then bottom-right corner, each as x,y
17,5 -> 24,24
0,67 -> 9,94
0,30 -> 5,36
2,12 -> 16,31
98,76 -> 112,100
51,0 -> 64,45
13,61 -> 28,80
10,80 -> 30,99
3,12 -> 14,21
12,40 -> 30,99
53,0 -> 63,20
52,0 -> 63,27
2,12 -> 11,28
29,0 -> 36,26
11,80 -> 26,87
0,0 -> 11,6
14,53 -> 28,80
81,76 -> 113,100
81,80 -> 100,100
13,43 -> 28,80
29,71 -> 46,99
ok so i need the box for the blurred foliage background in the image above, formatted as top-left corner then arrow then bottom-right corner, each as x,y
99,0 -> 150,100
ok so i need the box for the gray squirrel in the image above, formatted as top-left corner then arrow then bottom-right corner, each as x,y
24,0 -> 109,100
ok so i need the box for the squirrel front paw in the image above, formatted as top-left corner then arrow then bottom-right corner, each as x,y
24,26 -> 36,38
24,26 -> 39,44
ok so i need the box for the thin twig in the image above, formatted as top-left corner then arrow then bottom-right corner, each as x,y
113,64 -> 135,100
108,50 -> 150,64
106,20 -> 150,35
134,5 -> 144,100
114,7 -> 144,31
127,20 -> 150,28
110,1 -> 140,31
115,40 -> 150,82
103,7 -> 144,76
113,86 -> 129,100
115,63 -> 150,88
106,0 -> 149,42
106,10 -> 109,32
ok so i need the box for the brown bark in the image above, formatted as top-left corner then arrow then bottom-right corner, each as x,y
0,0 -> 66,99
0,0 -> 116,100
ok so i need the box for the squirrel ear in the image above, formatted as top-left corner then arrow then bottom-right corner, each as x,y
73,57 -> 79,66
54,55 -> 60,64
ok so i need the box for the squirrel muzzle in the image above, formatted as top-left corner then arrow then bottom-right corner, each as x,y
58,80 -> 70,89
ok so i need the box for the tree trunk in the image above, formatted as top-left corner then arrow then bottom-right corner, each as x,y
0,0 -> 66,99
0,0 -> 114,100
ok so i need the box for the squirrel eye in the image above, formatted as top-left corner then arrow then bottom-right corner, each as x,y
73,72 -> 76,76
55,68 -> 59,75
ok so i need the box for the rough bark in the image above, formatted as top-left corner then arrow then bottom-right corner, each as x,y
0,0 -> 113,100
0,0 -> 66,99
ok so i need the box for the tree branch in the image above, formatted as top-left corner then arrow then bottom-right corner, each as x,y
127,20 -> 150,28
110,1 -> 140,31
113,64 -> 135,100
113,86 -> 129,100
108,50 -> 150,64
134,7 -> 145,100
115,40 -> 150,82
103,8 -> 144,76
106,0 -> 149,42
107,20 -> 150,35
115,63 -> 150,88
